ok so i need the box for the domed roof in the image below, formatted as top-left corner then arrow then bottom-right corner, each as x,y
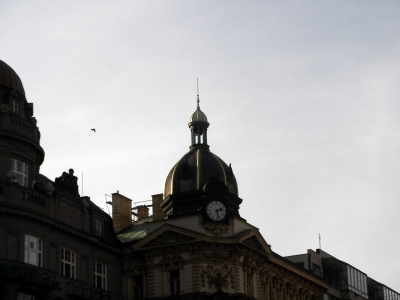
0,60 -> 25,97
189,95 -> 208,123
190,107 -> 208,122
164,148 -> 238,197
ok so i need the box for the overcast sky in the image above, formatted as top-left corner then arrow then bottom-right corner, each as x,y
1,0 -> 400,292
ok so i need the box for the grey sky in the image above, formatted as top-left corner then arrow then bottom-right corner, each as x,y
1,0 -> 400,291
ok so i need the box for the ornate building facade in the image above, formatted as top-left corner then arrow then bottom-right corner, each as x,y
113,95 -> 330,299
0,60 -> 123,300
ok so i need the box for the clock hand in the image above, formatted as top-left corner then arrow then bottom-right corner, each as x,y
215,210 -> 220,218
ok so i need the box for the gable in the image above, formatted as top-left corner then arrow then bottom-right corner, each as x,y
241,231 -> 273,256
132,225 -> 200,250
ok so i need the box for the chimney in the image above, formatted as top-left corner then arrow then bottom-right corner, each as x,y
111,191 -> 132,233
136,205 -> 149,220
152,193 -> 164,221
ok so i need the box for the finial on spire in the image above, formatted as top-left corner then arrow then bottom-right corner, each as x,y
197,78 -> 200,109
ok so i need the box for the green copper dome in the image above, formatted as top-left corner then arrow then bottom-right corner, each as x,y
189,94 -> 208,123
190,106 -> 208,122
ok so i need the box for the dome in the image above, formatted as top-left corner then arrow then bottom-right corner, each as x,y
190,107 -> 208,122
0,60 -> 25,97
164,148 -> 238,197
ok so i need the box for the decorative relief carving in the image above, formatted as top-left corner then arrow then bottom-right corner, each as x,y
244,256 -> 258,269
190,245 -> 203,260
6,170 -> 17,183
124,260 -> 146,276
204,222 -> 229,236
45,183 -> 55,196
159,252 -> 184,270
200,263 -> 234,290
260,269 -> 272,284
146,231 -> 195,247
123,260 -> 146,271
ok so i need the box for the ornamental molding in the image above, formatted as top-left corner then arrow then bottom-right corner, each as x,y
159,252 -> 184,271
260,269 -> 273,283
200,263 -> 234,290
203,222 -> 229,236
202,250 -> 231,261
273,275 -> 287,289
123,260 -> 146,272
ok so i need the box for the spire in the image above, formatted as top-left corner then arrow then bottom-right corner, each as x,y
188,80 -> 210,150
197,78 -> 200,109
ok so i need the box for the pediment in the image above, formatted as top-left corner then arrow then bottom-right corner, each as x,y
132,224 -> 200,250
240,231 -> 273,256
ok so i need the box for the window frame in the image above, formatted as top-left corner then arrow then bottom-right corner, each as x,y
61,248 -> 76,279
24,234 -> 42,267
132,275 -> 144,300
94,261 -> 107,290
168,270 -> 180,296
12,158 -> 28,187
94,219 -> 102,237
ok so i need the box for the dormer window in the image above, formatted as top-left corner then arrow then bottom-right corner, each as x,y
12,158 -> 28,187
94,219 -> 102,236
12,98 -> 18,114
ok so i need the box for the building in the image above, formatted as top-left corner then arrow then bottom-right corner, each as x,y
285,249 -> 400,300
111,95 -> 330,299
0,60 -> 123,300
2,58 -> 397,300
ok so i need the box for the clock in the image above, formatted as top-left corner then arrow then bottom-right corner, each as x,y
206,200 -> 227,221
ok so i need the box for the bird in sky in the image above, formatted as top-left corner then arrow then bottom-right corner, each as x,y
91,129 -> 96,132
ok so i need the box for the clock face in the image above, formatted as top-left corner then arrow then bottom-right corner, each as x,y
206,200 -> 227,221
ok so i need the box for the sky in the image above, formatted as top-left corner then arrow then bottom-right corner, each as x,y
1,0 -> 400,292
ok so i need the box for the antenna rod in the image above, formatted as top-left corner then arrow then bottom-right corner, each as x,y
82,172 -> 83,196
197,78 -> 199,96
318,233 -> 323,277
319,233 -> 321,249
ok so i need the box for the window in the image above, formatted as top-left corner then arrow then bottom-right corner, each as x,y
246,273 -> 253,296
12,98 -> 18,114
312,263 -> 321,277
17,293 -> 34,300
168,270 -> 180,296
132,276 -> 144,300
94,261 -> 107,290
61,248 -> 76,278
261,282 -> 267,300
24,235 -> 42,267
12,158 -> 28,187
94,219 -> 102,236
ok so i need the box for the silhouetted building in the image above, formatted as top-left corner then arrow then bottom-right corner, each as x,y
0,60 -> 123,300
